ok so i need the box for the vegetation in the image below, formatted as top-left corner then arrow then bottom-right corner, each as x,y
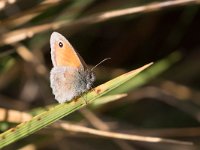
0,0 -> 200,149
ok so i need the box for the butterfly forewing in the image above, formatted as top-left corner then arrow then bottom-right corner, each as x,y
50,32 -> 84,69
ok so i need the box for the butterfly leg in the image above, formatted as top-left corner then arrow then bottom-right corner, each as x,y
82,94 -> 88,105
73,93 -> 88,105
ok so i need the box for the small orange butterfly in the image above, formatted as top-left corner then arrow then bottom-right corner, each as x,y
50,32 -> 95,103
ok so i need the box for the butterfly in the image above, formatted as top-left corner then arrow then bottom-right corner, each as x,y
50,32 -> 95,103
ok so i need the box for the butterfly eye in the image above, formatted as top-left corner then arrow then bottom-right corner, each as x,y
58,42 -> 63,48
89,72 -> 95,81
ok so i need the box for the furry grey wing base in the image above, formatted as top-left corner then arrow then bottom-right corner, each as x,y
50,67 -> 80,103
50,66 -> 94,103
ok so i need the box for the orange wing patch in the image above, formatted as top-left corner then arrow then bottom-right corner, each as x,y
50,32 -> 83,68
54,42 -> 82,68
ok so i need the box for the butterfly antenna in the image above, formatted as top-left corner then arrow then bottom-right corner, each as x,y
91,58 -> 111,71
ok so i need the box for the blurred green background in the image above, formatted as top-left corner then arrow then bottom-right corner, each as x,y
0,0 -> 200,150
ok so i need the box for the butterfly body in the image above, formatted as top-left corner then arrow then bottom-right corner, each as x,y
50,32 -> 95,103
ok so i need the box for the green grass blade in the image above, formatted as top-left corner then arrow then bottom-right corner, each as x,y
0,63 -> 152,148
31,94 -> 127,115
90,94 -> 127,108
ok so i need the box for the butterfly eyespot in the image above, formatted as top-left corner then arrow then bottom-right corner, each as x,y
59,42 -> 63,48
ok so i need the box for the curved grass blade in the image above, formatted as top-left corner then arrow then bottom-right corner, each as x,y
91,94 -> 127,108
0,63 -> 152,148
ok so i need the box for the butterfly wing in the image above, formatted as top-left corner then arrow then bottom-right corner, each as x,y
50,32 -> 87,69
50,32 -> 95,103
50,67 -> 77,103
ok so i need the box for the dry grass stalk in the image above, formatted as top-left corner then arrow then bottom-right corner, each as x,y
0,0 -> 199,46
56,121 -> 193,145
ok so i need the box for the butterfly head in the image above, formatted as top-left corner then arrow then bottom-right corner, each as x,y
86,70 -> 95,89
